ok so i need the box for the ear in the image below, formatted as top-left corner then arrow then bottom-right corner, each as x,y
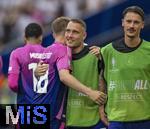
52,32 -> 56,38
83,32 -> 87,40
24,37 -> 27,43
121,19 -> 124,27
141,21 -> 144,29
39,35 -> 43,41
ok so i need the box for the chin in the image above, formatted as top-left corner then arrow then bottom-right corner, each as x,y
127,34 -> 136,39
67,44 -> 73,48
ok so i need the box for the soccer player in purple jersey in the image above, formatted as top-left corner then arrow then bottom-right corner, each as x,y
100,6 -> 150,129
35,17 -> 106,129
8,23 -> 47,129
8,23 -> 45,103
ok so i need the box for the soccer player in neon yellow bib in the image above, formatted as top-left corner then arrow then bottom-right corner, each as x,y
65,19 -> 107,129
100,6 -> 150,129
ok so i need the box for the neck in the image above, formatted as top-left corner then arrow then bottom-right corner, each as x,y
54,35 -> 65,45
26,40 -> 41,44
72,43 -> 84,54
124,36 -> 141,48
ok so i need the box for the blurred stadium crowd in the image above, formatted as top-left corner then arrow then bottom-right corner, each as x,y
0,0 -> 124,48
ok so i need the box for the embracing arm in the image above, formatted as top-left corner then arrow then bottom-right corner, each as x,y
59,69 -> 106,105
89,46 -> 101,59
99,77 -> 109,126
99,60 -> 109,126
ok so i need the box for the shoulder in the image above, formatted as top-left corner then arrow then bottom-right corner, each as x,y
142,40 -> 150,45
10,47 -> 23,57
141,40 -> 150,50
54,43 -> 67,52
101,43 -> 112,53
10,45 -> 29,60
53,43 -> 67,55
72,45 -> 89,60
47,43 -> 67,51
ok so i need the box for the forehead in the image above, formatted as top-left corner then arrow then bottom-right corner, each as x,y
67,21 -> 84,31
124,12 -> 143,21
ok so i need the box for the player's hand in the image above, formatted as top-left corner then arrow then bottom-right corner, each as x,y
88,90 -> 107,106
89,46 -> 101,58
99,106 -> 109,126
34,61 -> 48,78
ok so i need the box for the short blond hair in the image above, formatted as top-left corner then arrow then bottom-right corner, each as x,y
51,17 -> 70,35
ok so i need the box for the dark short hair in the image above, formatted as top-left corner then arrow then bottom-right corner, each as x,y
51,17 -> 70,34
70,18 -> 87,31
122,6 -> 144,21
25,23 -> 43,38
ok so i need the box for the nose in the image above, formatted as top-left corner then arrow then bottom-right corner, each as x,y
129,22 -> 135,28
67,32 -> 73,38
69,31 -> 73,36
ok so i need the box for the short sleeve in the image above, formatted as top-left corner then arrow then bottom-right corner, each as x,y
56,46 -> 71,71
